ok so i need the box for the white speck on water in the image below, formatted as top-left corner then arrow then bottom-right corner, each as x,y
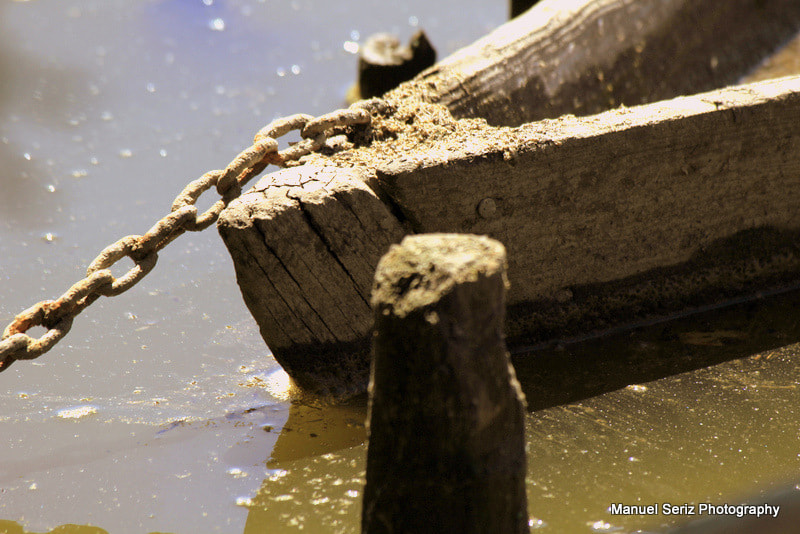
343,41 -> 359,54
276,67 -> 286,77
46,184 -> 56,193
28,482 -> 38,491
41,232 -> 57,243
226,467 -> 248,479
71,169 -> 88,178
235,496 -> 253,507
119,148 -> 133,158
589,520 -> 622,532
101,111 -> 114,121
350,30 -> 360,41
146,82 -> 156,93
409,15 -> 419,27
268,469 -> 289,481
291,64 -> 301,75
23,152 -> 31,160
56,405 -> 98,419
529,518 -> 547,529
209,18 -> 225,31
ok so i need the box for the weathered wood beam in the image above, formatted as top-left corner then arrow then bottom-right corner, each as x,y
393,0 -> 800,125
217,166 -> 406,396
372,76 -> 800,347
219,76 -> 800,395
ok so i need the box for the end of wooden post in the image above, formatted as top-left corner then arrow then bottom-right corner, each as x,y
362,233 -> 529,534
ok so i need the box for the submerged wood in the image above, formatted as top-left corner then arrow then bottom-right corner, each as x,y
395,0 -> 800,126
362,234 -> 528,534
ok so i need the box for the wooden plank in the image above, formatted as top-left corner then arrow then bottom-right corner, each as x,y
363,77 -> 800,346
392,0 -> 800,126
218,165 -> 406,397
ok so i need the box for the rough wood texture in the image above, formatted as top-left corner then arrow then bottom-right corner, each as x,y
217,165 -> 406,397
368,77 -> 800,346
220,77 -> 800,394
363,234 -> 528,534
392,0 -> 800,125
217,0 -> 800,395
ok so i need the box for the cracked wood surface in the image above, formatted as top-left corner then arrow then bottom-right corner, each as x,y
217,166 -> 405,396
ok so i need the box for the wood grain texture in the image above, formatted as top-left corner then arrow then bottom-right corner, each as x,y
376,77 -> 800,298
218,166 -> 405,396
369,77 -> 800,344
391,0 -> 800,126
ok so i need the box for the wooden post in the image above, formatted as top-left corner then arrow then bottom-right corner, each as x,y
356,30 -> 436,99
362,234 -> 529,534
510,0 -> 539,19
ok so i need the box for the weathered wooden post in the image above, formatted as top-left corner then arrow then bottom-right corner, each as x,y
362,234 -> 529,534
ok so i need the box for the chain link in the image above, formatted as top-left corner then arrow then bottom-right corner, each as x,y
0,98 -> 390,372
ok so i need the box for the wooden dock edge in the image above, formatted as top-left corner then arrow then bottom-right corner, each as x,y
219,77 -> 800,396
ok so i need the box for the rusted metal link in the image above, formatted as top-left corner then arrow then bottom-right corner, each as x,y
301,107 -> 371,139
0,99 -> 394,369
216,137 -> 279,195
254,113 -> 314,143
0,334 -> 29,371
350,97 -> 392,114
46,270 -> 116,319
171,170 -> 226,231
278,133 -> 327,163
87,236 -> 159,296
0,302 -> 75,371
134,205 -> 197,258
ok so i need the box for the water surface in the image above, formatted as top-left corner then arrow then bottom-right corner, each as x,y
2,2 -> 800,533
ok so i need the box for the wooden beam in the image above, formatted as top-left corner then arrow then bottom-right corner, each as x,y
370,76 -> 800,347
220,76 -> 800,395
392,0 -> 800,125
217,166 -> 406,397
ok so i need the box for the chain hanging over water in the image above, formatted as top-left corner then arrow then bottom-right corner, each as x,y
0,98 -> 389,373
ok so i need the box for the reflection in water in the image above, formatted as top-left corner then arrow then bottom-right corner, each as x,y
0,521 -> 109,534
269,396 -> 367,465
242,288 -> 800,533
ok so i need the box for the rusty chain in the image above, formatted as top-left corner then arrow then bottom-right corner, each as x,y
0,98 -> 389,373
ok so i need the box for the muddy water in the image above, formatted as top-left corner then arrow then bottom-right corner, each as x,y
2,2 -> 800,533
